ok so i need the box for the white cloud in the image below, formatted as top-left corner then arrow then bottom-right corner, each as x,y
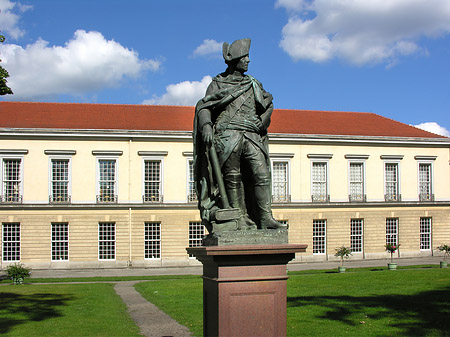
277,0 -> 450,66
142,76 -> 212,106
193,39 -> 223,57
413,122 -> 450,137
0,0 -> 32,40
0,30 -> 161,99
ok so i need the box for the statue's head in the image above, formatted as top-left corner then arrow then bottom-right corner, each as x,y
223,38 -> 251,62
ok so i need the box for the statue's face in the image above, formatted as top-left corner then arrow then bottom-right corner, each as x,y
235,55 -> 250,73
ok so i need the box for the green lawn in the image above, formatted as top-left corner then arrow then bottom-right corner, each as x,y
135,267 -> 450,337
0,283 -> 141,337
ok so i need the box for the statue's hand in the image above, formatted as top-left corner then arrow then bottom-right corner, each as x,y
202,124 -> 213,145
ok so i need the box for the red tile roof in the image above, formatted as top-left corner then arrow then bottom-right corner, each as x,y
0,101 -> 444,138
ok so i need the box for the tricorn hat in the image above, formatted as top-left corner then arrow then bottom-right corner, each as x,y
222,38 -> 251,62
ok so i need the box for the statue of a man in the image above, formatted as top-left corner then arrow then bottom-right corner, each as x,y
193,38 -> 286,233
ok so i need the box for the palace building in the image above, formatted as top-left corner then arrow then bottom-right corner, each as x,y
0,101 -> 449,269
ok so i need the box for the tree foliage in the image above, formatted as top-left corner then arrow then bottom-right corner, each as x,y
0,34 -> 13,95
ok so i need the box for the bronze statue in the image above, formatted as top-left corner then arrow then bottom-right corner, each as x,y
193,38 -> 286,234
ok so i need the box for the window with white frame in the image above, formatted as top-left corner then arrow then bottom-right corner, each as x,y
312,162 -> 328,202
349,162 -> 365,202
52,223 -> 69,261
98,222 -> 115,260
50,159 -> 70,203
313,219 -> 326,254
272,160 -> 290,202
386,218 -> 398,246
418,163 -> 433,201
145,222 -> 161,259
420,217 -> 432,250
1,158 -> 22,203
188,221 -> 204,257
350,219 -> 363,253
143,160 -> 162,203
2,223 -> 20,261
97,159 -> 117,203
187,159 -> 197,203
385,163 -> 400,201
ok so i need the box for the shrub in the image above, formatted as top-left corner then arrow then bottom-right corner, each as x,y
6,263 -> 31,284
437,244 -> 450,260
334,246 -> 352,266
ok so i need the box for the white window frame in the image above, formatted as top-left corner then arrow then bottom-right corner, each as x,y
142,157 -> 164,203
48,156 -> 72,203
96,157 -> 119,203
417,161 -> 434,201
2,222 -> 20,262
186,157 -> 197,203
312,219 -> 326,255
51,222 -> 69,261
188,221 -> 204,258
98,222 -> 116,261
271,158 -> 291,203
419,217 -> 432,251
386,218 -> 399,247
350,219 -> 364,253
144,222 -> 161,259
0,155 -> 24,203
348,160 -> 366,202
311,161 -> 330,202
384,161 -> 401,202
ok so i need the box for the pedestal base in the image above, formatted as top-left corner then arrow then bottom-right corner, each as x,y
187,244 -> 307,337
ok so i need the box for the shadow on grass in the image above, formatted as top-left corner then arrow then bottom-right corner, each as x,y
288,286 -> 450,336
0,292 -> 73,334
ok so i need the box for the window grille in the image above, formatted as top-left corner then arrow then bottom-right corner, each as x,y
312,162 -> 328,202
350,219 -> 363,253
386,218 -> 398,246
349,163 -> 365,202
2,159 -> 22,203
313,219 -> 326,254
2,223 -> 20,261
98,160 -> 117,203
420,217 -> 432,250
419,163 -> 433,201
187,160 -> 197,203
143,160 -> 162,202
98,222 -> 115,260
52,223 -> 69,261
50,159 -> 70,203
188,221 -> 204,257
145,222 -> 161,259
272,161 -> 290,202
385,163 -> 400,201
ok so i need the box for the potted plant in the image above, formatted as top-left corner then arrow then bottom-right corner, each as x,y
334,246 -> 352,273
385,243 -> 400,270
437,244 -> 449,268
6,263 -> 31,284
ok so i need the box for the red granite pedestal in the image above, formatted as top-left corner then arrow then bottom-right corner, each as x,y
186,244 -> 307,337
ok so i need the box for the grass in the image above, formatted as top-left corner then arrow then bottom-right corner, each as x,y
0,283 -> 141,336
135,267 -> 450,337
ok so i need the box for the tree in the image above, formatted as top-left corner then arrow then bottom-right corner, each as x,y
0,34 -> 13,95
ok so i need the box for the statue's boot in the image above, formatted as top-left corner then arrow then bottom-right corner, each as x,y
255,185 -> 288,230
225,174 -> 257,230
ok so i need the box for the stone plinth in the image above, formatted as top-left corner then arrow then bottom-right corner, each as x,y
186,244 -> 307,337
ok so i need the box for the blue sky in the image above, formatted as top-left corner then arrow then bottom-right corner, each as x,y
1,0 -> 449,136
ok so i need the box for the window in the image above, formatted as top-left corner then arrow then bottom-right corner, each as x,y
98,222 -> 115,260
420,217 -> 432,250
188,221 -> 204,257
313,220 -> 326,254
97,159 -> 117,203
418,163 -> 433,201
385,163 -> 400,201
52,223 -> 69,261
349,162 -> 365,202
350,219 -> 363,253
311,162 -> 329,202
1,158 -> 22,203
272,160 -> 290,202
143,160 -> 163,203
187,159 -> 197,203
386,218 -> 398,246
2,223 -> 20,261
145,222 -> 161,259
50,159 -> 70,203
